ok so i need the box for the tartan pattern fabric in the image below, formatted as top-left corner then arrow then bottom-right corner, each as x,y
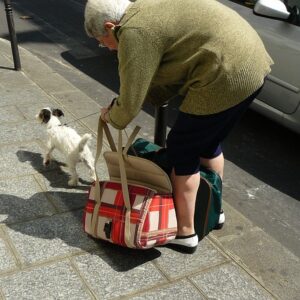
84,181 -> 177,249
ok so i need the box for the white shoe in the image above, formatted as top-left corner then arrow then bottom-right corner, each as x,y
167,233 -> 198,254
214,209 -> 225,230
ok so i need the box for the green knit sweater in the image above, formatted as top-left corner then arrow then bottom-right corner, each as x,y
108,0 -> 273,129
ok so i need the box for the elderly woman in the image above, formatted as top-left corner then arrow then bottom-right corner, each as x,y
84,0 -> 273,253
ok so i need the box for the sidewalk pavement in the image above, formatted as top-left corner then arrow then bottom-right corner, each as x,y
0,38 -> 299,300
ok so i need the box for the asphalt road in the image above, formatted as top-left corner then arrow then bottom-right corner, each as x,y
0,0 -> 299,257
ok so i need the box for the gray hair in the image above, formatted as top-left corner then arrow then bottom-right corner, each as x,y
84,0 -> 131,37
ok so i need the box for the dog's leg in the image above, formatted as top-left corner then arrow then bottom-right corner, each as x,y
67,159 -> 78,186
44,141 -> 54,166
81,148 -> 96,181
83,157 -> 96,181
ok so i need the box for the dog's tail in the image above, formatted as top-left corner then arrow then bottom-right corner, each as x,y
77,133 -> 92,152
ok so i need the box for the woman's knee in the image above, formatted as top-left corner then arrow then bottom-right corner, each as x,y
200,153 -> 224,179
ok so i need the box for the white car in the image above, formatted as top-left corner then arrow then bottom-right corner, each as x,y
221,0 -> 300,134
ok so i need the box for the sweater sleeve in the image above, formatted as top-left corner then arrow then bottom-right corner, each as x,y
108,28 -> 163,129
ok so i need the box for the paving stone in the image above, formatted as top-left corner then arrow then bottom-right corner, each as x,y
0,121 -> 46,145
212,201 -> 255,242
190,263 -> 274,300
73,246 -> 166,299
34,171 -> 89,212
0,237 -> 16,273
15,99 -> 54,122
0,53 -> 11,69
130,279 -> 205,300
0,260 -> 92,300
0,105 -> 25,123
4,211 -> 98,265
0,83 -> 51,107
41,111 -> 92,130
35,72 -> 77,94
52,90 -> 103,119
0,176 -> 55,224
0,69 -> 30,87
34,154 -> 108,213
0,141 -> 58,179
154,238 -> 227,280
79,113 -> 100,134
214,227 -> 300,300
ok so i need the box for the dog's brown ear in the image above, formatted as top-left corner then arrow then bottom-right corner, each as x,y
52,108 -> 64,118
40,109 -> 51,123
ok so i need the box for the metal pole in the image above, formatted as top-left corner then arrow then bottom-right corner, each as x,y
4,0 -> 21,70
154,103 -> 168,147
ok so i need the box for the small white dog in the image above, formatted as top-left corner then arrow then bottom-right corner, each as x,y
36,107 -> 96,186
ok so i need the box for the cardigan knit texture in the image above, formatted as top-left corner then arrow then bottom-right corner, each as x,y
108,0 -> 273,129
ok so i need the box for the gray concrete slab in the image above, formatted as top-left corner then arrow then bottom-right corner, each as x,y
190,263 -> 274,300
0,237 -> 17,274
34,72 -> 77,95
0,68 -> 30,88
0,105 -> 25,123
51,90 -> 103,119
72,249 -> 167,299
0,141 -> 58,179
34,172 -> 90,213
212,201 -> 255,241
0,261 -> 92,300
0,83 -> 51,107
0,52 -> 11,68
223,160 -> 300,257
10,49 -> 77,95
4,210 -> 98,266
213,228 -> 300,300
0,121 -> 45,145
0,176 -> 55,224
129,279 -> 205,300
153,238 -> 228,280
211,201 -> 300,300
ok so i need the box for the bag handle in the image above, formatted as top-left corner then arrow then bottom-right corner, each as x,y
122,126 -> 140,155
91,117 -> 140,247
117,129 -> 133,247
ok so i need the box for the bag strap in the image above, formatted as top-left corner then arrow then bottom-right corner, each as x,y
117,130 -> 133,247
103,123 -> 117,152
122,126 -> 141,155
92,116 -> 140,247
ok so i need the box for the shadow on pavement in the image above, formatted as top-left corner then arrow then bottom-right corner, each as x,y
16,150 -> 91,189
93,240 -> 162,272
1,150 -> 162,270
0,190 -> 161,271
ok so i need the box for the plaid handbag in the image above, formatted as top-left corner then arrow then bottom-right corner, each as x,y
83,119 -> 177,249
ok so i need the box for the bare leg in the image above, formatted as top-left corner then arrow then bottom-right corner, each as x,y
200,152 -> 225,226
200,152 -> 224,179
172,153 -> 224,236
171,169 -> 200,236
